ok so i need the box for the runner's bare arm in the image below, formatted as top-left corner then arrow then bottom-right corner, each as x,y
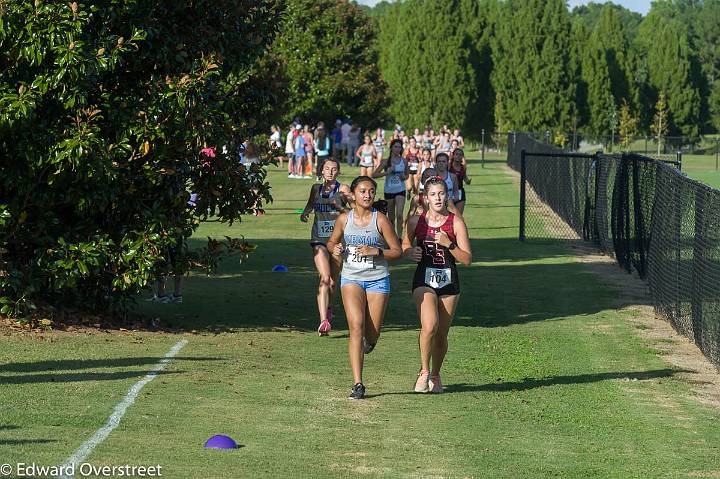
371,161 -> 387,178
374,212 -> 402,260
300,184 -> 319,222
326,212 -> 347,256
402,215 -> 422,262
450,216 -> 472,265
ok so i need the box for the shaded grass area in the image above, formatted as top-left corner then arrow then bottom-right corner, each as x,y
2,153 -> 720,478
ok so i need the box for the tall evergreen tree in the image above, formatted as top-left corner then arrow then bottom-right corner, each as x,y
581,5 -> 637,135
696,0 -> 720,131
491,0 -> 577,132
636,11 -> 702,137
378,0 -> 494,138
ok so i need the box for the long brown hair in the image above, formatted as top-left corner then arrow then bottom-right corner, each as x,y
384,138 -> 404,171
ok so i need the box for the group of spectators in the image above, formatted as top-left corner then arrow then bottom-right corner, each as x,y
269,120 -> 466,180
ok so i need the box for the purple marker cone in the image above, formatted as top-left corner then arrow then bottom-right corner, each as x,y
204,435 -> 238,449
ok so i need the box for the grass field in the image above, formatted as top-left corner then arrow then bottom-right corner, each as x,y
2,152 -> 720,478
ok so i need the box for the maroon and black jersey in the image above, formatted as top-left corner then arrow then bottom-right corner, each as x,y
412,212 -> 460,295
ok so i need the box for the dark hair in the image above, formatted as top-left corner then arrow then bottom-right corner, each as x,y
420,167 -> 437,185
322,157 -> 339,171
315,127 -> 327,143
350,175 -> 377,192
384,138 -> 404,170
372,199 -> 388,215
435,152 -> 450,163
422,147 -> 432,154
424,176 -> 449,193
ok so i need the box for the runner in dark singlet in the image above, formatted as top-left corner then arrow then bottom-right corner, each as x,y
403,177 -> 472,394
449,148 -> 471,214
300,159 -> 352,335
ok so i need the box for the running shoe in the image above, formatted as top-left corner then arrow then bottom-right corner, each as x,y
318,320 -> 331,336
145,294 -> 171,304
362,336 -> 376,354
170,295 -> 183,304
428,374 -> 443,393
348,383 -> 366,400
414,370 -> 430,393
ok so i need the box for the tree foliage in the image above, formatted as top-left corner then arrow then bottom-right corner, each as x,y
618,99 -> 638,149
273,0 -> 389,127
491,0 -> 577,132
0,1 -> 283,317
378,0 -> 494,138
636,12 -> 702,137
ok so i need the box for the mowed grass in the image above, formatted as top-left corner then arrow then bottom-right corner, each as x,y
2,153 -> 720,478
678,154 -> 720,188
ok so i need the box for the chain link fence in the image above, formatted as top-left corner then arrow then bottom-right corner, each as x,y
509,132 -> 720,368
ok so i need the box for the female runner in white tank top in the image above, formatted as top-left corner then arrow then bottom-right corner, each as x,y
434,152 -> 459,203
300,159 -> 352,335
404,137 -> 421,199
326,176 -> 402,400
372,139 -> 410,240
355,134 -> 378,178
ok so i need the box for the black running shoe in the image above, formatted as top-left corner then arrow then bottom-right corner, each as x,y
348,383 -> 366,400
362,336 -> 376,354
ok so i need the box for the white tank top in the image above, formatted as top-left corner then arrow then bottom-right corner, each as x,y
384,158 -> 406,194
342,209 -> 389,281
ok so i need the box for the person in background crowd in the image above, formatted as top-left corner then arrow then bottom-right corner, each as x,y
356,134 -> 379,178
315,126 -> 331,180
347,122 -> 361,167
270,125 -> 282,169
451,128 -> 465,148
341,119 -> 352,166
372,127 -> 385,164
285,123 -> 296,178
303,125 -> 315,178
332,119 -> 343,162
294,124 -> 308,179
373,138 -> 409,239
404,136 -> 421,198
449,148 -> 471,214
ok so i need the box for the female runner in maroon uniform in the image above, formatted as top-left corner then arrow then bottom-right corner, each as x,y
403,177 -> 472,393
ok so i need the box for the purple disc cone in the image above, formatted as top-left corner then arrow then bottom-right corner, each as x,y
272,265 -> 288,272
204,435 -> 238,449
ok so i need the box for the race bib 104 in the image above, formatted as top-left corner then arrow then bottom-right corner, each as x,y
317,220 -> 335,238
425,267 -> 451,289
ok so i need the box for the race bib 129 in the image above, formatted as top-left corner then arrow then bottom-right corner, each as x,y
317,220 -> 335,238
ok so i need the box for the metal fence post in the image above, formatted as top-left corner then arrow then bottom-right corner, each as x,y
545,130 -> 550,144
519,149 -> 526,241
716,138 -> 719,172
481,128 -> 485,169
644,136 -> 648,155
677,151 -> 683,172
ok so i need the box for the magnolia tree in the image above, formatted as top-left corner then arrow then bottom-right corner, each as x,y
0,1 -> 285,317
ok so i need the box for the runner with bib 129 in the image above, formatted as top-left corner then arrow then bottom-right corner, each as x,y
300,158 -> 352,336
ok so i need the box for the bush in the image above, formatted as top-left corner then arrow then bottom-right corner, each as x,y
0,1 -> 285,317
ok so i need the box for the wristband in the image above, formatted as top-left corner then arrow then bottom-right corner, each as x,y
377,248 -> 384,258
448,242 -> 457,251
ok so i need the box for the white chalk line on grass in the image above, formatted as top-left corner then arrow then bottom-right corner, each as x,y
57,339 -> 188,479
